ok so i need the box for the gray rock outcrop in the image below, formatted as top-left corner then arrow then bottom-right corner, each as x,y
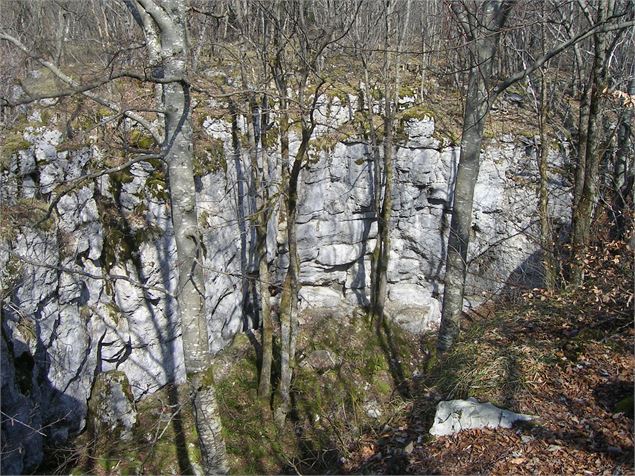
87,370 -> 137,441
0,103 -> 569,473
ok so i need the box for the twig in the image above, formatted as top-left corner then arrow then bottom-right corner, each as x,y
4,248 -> 174,297
0,410 -> 46,436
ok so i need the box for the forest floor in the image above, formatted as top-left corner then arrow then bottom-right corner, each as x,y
343,305 -> 634,475
342,240 -> 634,475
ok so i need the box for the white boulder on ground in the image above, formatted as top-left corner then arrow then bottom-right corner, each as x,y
429,398 -> 534,436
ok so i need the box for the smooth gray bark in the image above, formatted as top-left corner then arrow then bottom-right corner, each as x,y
125,1 -> 228,472
437,0 -> 514,353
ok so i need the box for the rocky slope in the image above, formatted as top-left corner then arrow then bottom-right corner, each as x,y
0,101 -> 570,473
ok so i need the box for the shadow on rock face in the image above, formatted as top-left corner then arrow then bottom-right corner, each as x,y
1,315 -> 85,475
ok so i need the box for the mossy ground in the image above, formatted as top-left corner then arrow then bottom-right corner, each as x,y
214,310 -> 421,474
45,384 -> 202,476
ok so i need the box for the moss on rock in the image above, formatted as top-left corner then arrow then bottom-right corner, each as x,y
1,134 -> 32,171
194,137 -> 226,177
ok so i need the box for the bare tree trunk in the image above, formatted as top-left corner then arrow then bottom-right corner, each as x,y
370,113 -> 394,327
611,76 -> 634,239
614,76 -> 635,192
269,0 -> 333,425
570,0 -> 609,286
536,7 -> 556,290
270,22 -> 294,423
275,132 -> 309,427
437,0 -> 513,353
365,65 -> 382,315
538,69 -> 556,289
370,0 -> 410,326
245,93 -> 273,402
124,1 -> 228,472
573,81 -> 591,209
54,9 -> 68,66
437,66 -> 489,353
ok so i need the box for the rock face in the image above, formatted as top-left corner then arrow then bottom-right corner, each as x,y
87,371 -> 137,441
0,107 -> 569,473
429,398 -> 534,436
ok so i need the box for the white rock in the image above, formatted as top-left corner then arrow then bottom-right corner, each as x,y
388,283 -> 431,306
386,298 -> 441,334
317,243 -> 364,266
298,286 -> 343,309
429,398 -> 534,436
364,400 -> 382,419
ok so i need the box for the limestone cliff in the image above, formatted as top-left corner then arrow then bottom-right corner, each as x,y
0,104 -> 570,473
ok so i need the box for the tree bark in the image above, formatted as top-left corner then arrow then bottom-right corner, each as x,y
124,1 -> 228,472
538,74 -> 556,290
274,132 -> 308,428
270,17 -> 294,425
610,76 -> 634,239
246,93 -> 274,401
573,82 -> 591,210
570,0 -> 609,286
369,0 -> 410,326
370,113 -> 394,327
437,0 -> 513,353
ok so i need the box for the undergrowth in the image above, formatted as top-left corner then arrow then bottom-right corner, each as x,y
213,311 -> 421,474
419,233 -> 633,416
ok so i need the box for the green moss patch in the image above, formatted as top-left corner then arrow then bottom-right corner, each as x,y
211,311 -> 420,474
1,133 -> 32,172
194,137 -> 227,177
128,129 -> 156,150
61,383 -> 202,476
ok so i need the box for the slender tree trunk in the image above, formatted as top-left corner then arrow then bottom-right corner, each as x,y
365,66 -> 382,315
245,94 -> 274,401
369,0 -> 410,326
538,71 -> 556,289
257,227 -> 273,400
271,52 -> 293,424
274,132 -> 309,427
573,81 -> 591,209
611,76 -> 635,239
570,0 -> 609,286
370,112 -> 394,327
257,95 -> 275,401
437,0 -> 513,353
229,100 -> 252,332
124,1 -> 228,472
437,66 -> 489,353
54,9 -> 67,66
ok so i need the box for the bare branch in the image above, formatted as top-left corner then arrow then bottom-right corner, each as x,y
493,17 -> 635,97
35,153 -> 164,228
0,31 -> 163,143
0,411 -> 46,436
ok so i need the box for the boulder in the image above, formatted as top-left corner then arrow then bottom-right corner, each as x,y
429,398 -> 534,436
